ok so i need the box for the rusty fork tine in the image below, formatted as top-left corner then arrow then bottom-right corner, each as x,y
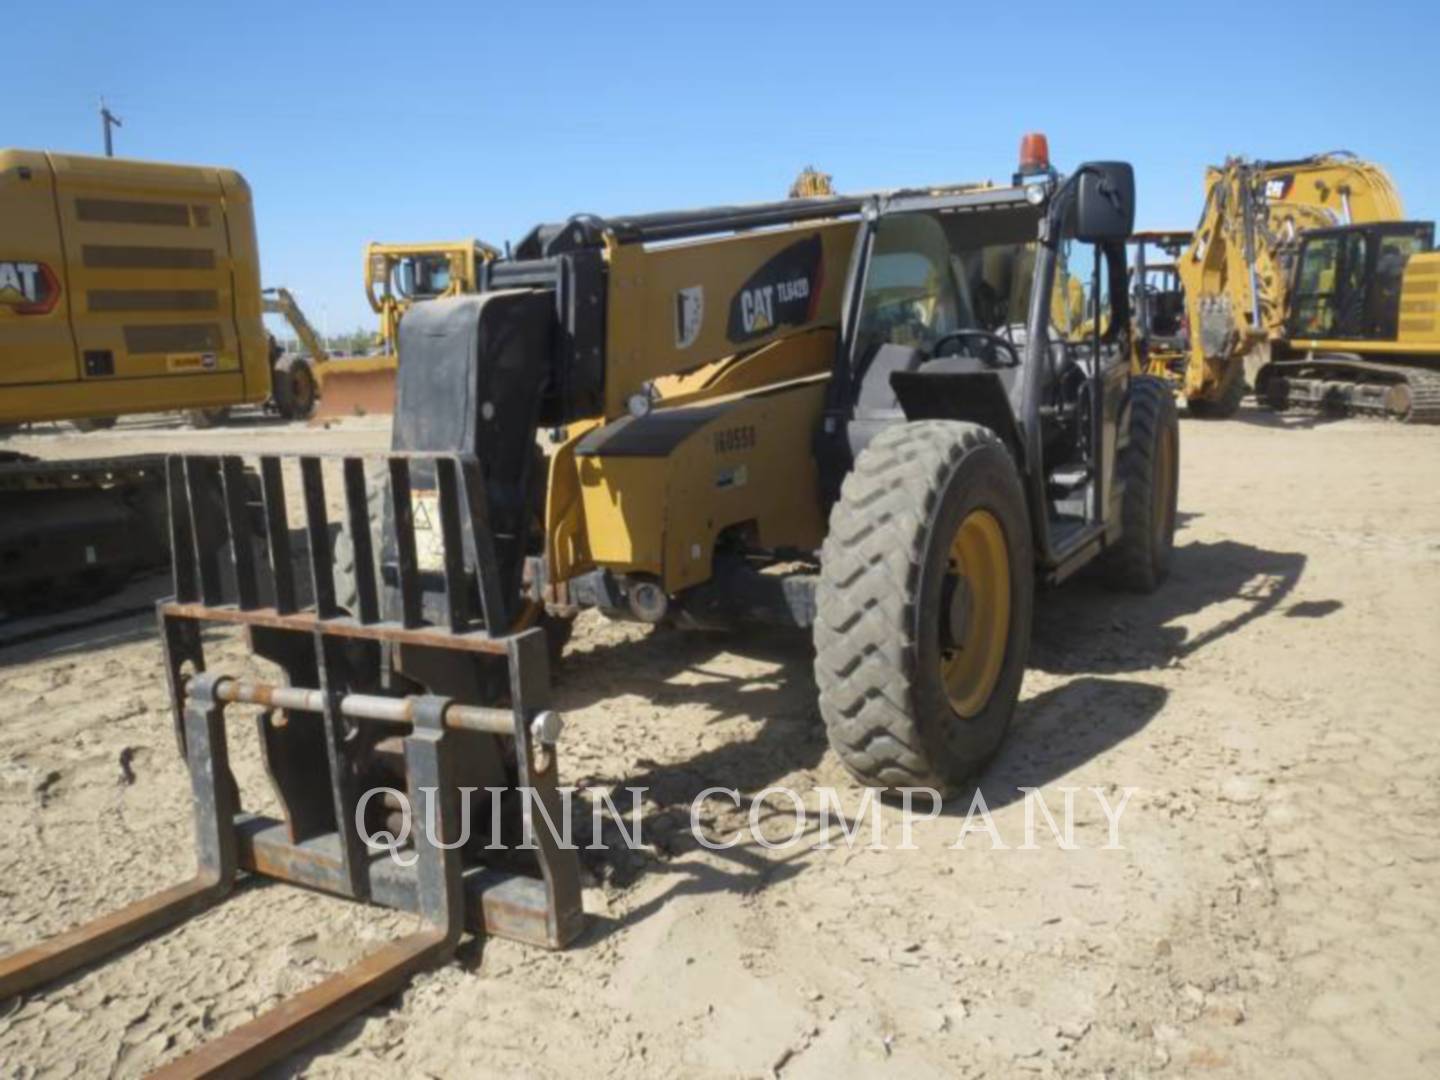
0,678 -> 237,1002
148,929 -> 453,1080
152,693 -> 465,1077
0,879 -> 225,1001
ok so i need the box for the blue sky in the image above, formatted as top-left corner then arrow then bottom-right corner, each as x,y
11,0 -> 1440,332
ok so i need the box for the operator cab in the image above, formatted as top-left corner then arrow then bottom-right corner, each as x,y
1129,233 -> 1190,343
1288,221 -> 1434,341
835,161 -> 1133,570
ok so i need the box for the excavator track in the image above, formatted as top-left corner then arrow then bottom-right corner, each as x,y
1259,356 -> 1440,424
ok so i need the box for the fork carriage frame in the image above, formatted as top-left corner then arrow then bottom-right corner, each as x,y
0,450 -> 585,1078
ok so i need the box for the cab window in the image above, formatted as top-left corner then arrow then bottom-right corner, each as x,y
851,208 -> 1043,365
853,214 -> 961,357
1053,238 -> 1114,343
1372,233 -> 1426,338
395,255 -> 453,299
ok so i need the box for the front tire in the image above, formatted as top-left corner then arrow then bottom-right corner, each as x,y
814,421 -> 1034,792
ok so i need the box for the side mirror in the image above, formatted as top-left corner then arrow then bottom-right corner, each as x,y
1074,162 -> 1135,243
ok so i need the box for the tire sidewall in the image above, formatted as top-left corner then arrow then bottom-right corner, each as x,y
1136,383 -> 1179,585
910,437 -> 1034,782
289,362 -> 318,419
1153,395 -> 1179,579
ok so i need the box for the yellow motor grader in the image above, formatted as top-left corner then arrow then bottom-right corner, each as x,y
307,240 -> 498,419
0,140 -> 1179,1074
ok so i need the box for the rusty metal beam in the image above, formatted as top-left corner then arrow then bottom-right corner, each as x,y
0,879 -> 224,1001
159,602 -> 507,654
147,928 -> 452,1080
0,676 -> 238,1002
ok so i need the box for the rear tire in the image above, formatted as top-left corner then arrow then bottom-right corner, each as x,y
273,356 -> 318,421
1104,376 -> 1180,592
814,421 -> 1034,793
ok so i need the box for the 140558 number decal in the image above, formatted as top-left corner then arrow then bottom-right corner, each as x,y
713,425 -> 756,454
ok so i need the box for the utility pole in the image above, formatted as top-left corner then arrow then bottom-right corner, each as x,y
100,98 -> 123,157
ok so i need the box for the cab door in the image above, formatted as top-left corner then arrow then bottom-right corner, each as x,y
0,150 -> 78,386
1051,236 -> 1129,528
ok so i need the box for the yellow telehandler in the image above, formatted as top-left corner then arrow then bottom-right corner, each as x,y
1,139 -> 1179,1073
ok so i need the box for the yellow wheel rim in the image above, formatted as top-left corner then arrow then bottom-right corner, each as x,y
940,509 -> 1011,718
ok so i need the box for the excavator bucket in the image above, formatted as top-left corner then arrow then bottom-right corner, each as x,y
311,356 -> 400,419
0,450 -> 585,1075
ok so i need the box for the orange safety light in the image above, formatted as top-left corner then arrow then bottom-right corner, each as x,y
1018,132 -> 1051,176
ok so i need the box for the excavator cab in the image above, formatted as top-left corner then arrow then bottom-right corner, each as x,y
1286,222 -> 1434,341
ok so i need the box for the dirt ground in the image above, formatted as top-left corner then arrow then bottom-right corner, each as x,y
1,404 -> 1437,1078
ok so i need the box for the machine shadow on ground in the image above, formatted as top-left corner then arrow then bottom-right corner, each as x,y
550,619 -> 1170,939
1203,400 -> 1357,431
1031,535 -> 1329,676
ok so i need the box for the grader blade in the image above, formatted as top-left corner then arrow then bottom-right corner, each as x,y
0,450 -> 585,1076
311,356 -> 399,419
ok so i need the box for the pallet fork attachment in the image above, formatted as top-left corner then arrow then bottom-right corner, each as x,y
0,452 -> 585,1076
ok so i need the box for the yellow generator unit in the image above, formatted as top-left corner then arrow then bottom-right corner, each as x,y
0,148 -> 270,426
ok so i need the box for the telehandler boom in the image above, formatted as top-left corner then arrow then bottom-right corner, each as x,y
0,138 -> 1179,1074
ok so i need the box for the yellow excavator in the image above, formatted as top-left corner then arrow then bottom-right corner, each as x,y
1175,153 -> 1403,416
260,286 -> 324,420
1256,220 -> 1440,422
1,147 -> 273,609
